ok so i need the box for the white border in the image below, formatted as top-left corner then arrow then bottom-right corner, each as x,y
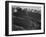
9,3 -> 44,35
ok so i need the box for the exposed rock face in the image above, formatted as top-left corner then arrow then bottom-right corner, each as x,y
12,7 -> 41,31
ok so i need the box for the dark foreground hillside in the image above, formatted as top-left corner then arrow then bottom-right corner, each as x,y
12,7 -> 41,31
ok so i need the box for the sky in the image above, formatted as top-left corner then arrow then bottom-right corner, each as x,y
12,5 -> 41,10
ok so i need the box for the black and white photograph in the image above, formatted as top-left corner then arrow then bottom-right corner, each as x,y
12,6 -> 41,31
5,1 -> 45,36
